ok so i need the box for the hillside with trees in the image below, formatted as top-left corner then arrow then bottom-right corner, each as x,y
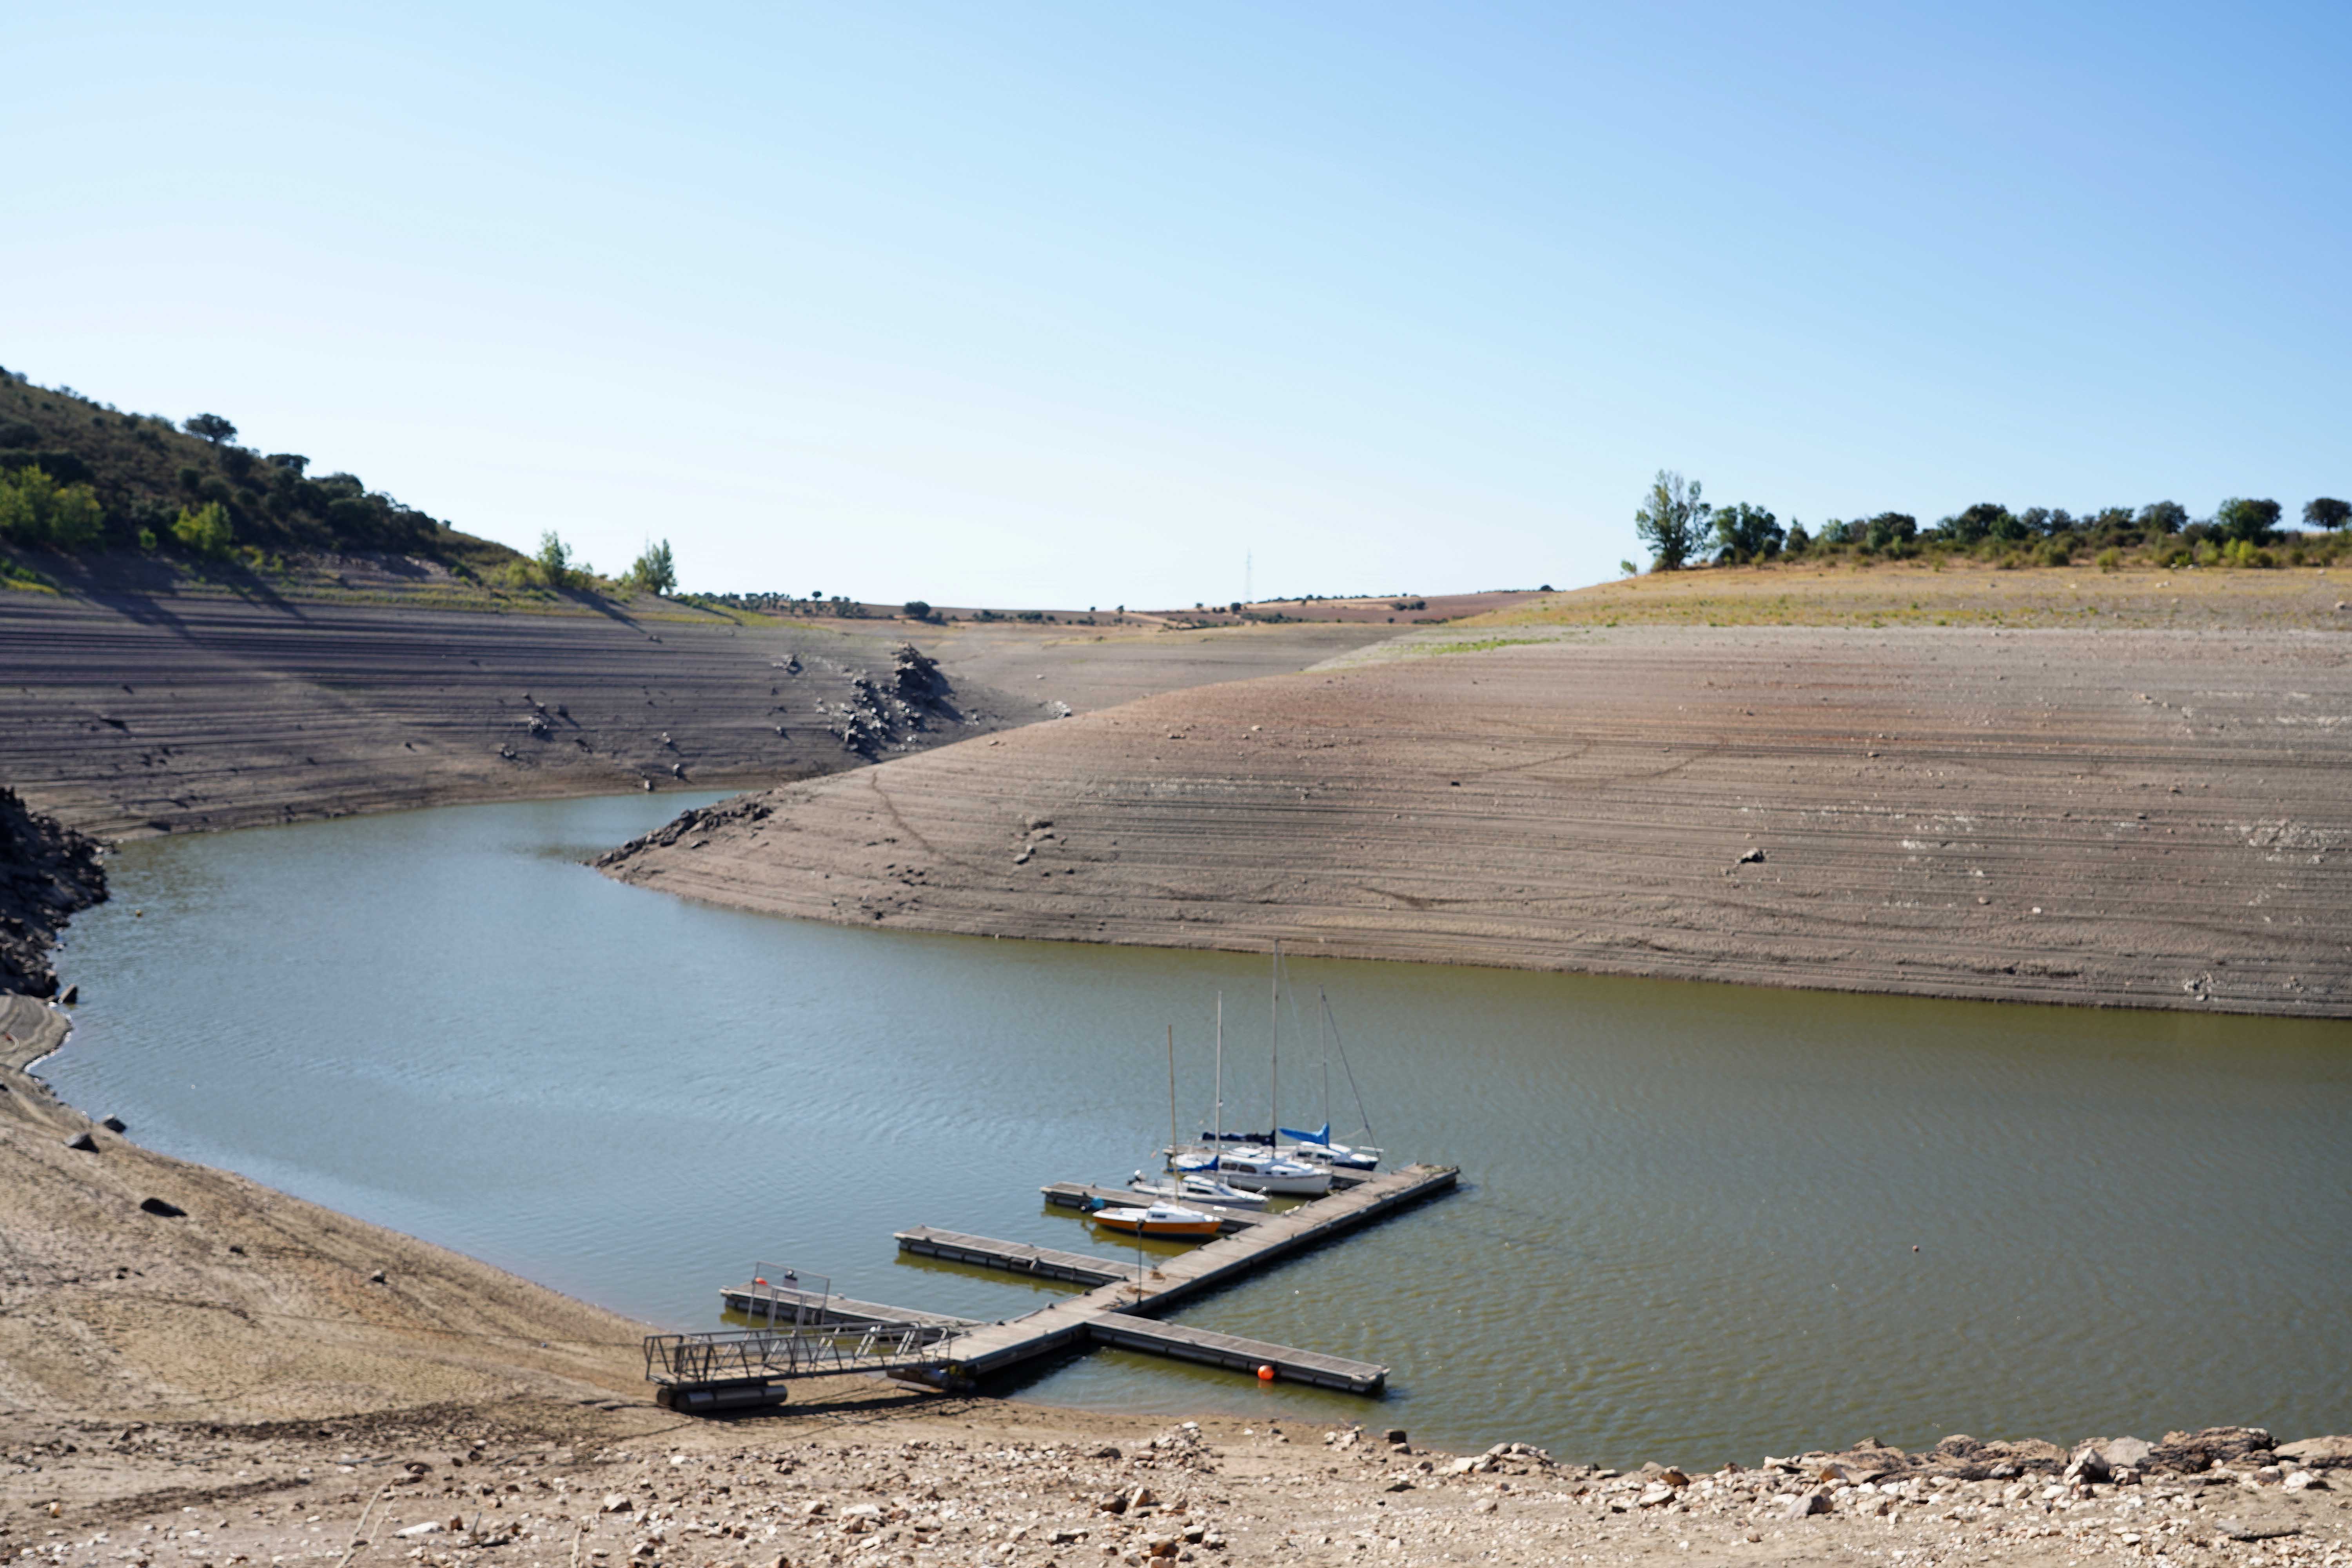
1632,469 -> 2351,573
0,367 -> 524,575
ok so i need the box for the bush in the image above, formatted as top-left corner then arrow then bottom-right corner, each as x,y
0,465 -> 104,548
533,530 -> 585,588
2096,547 -> 2122,571
170,501 -> 235,556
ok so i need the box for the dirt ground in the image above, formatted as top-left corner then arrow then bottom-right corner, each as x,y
0,592 -> 1392,841
3,1384 -> 2346,1568
600,617 -> 2352,1016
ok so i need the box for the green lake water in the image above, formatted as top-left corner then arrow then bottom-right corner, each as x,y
46,794 -> 2352,1464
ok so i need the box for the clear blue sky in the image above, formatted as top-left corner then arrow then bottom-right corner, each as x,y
9,2 -> 2347,603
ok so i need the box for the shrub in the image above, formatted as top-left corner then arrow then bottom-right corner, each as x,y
533,530 -> 583,588
2214,497 -> 2281,543
2096,547 -> 2122,571
0,465 -> 105,548
171,501 -> 235,556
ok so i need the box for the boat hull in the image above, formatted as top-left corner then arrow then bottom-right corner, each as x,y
1090,1210 -> 1222,1239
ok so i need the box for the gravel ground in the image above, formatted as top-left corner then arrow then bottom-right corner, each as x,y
4,1397 -> 2345,1568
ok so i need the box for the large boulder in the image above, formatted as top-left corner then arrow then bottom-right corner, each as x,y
2278,1437 -> 2352,1471
2149,1427 -> 2275,1473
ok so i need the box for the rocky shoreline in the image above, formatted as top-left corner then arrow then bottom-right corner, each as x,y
0,789 -> 105,1000
4,1396 -> 2347,1568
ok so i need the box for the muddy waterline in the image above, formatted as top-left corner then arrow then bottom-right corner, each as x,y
50,794 -> 2352,1463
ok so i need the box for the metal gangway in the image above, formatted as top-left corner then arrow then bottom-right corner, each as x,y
644,1263 -> 969,1412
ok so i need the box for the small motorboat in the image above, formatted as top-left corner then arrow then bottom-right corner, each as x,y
1129,1169 -> 1271,1210
1211,1146 -> 1332,1196
1088,1201 -> 1224,1239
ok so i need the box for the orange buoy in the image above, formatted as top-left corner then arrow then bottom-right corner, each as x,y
1257,1364 -> 1276,1382
754,1277 -> 768,1286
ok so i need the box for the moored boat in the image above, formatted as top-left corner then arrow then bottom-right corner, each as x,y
1210,1145 -> 1332,1196
1087,1201 -> 1223,1239
1128,1169 -> 1270,1210
1278,1123 -> 1383,1171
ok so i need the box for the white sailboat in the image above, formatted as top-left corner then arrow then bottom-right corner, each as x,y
1210,943 -> 1332,1196
1277,989 -> 1383,1171
1136,1018 -> 1269,1209
1127,1169 -> 1270,1210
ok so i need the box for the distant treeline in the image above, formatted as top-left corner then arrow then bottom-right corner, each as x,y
0,369 -> 520,572
1635,472 -> 2352,572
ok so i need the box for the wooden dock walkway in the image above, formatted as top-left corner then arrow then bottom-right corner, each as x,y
1086,1313 -> 1385,1394
907,1161 -> 1457,1391
1038,1182 -> 1267,1230
894,1228 -> 1131,1287
720,1282 -> 976,1328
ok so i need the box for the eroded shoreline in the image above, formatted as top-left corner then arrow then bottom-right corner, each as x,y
600,624 -> 2352,1017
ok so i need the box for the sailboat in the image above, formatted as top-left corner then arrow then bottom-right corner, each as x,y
1127,1169 -> 1269,1210
1277,989 -> 1383,1171
1134,1020 -> 1268,1209
1207,942 -> 1332,1197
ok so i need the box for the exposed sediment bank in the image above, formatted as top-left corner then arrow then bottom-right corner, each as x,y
600,624 -> 2352,1016
0,591 -> 1393,840
0,996 -> 648,1426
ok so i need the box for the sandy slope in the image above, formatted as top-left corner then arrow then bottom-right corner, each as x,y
0,592 -> 1393,840
600,623 -> 2352,1016
0,996 -> 646,1424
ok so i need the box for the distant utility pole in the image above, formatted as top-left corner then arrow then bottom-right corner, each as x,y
1245,551 -> 1252,605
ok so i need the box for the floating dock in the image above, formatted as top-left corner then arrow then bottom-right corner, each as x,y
900,1161 -> 1458,1392
894,1228 -> 1131,1287
663,1161 -> 1456,1406
1085,1313 -> 1385,1394
720,1281 -> 976,1328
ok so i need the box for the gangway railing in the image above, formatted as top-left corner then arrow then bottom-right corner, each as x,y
644,1321 -> 964,1390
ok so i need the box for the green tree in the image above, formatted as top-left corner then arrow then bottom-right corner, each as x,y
2214,497 -> 2281,543
534,530 -> 577,587
2138,501 -> 2189,535
902,599 -> 935,621
1945,503 -> 2011,544
183,413 -> 238,446
1783,521 -> 1811,555
1633,470 -> 1709,571
1712,502 -> 1784,563
624,537 -> 677,595
171,501 -> 235,556
2303,497 -> 2350,532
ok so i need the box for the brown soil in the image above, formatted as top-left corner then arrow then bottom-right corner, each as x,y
0,592 -> 1392,841
600,622 -> 2352,1016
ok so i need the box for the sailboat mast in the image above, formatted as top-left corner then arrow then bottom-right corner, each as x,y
1270,940 -> 1279,1146
1320,986 -> 1332,1137
1166,1024 -> 1178,1166
1214,994 -> 1223,1145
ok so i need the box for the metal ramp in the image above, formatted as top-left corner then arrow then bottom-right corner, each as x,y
643,1320 -> 968,1412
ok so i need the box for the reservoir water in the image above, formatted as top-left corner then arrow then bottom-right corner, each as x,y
48,793 -> 2352,1464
